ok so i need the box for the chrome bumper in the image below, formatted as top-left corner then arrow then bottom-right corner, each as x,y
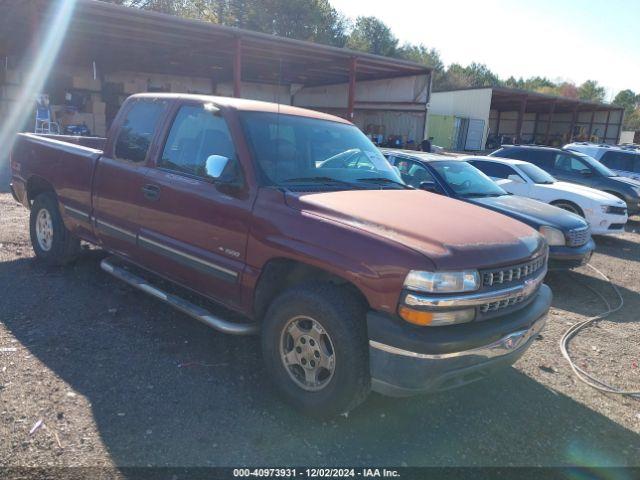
368,284 -> 552,397
370,314 -> 546,361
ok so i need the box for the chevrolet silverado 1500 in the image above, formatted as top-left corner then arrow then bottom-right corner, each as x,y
10,93 -> 551,416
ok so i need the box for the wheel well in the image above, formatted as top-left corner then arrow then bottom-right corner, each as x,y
26,176 -> 56,206
550,199 -> 584,217
603,190 -> 626,202
253,259 -> 369,320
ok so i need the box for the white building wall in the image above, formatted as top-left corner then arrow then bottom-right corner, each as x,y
428,89 -> 493,148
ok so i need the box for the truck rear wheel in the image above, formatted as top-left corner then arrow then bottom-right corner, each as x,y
261,283 -> 371,417
29,193 -> 81,266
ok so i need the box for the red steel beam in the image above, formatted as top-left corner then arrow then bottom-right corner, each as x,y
603,109 -> 612,143
233,36 -> 242,98
515,95 -> 528,144
544,100 -> 557,145
347,56 -> 357,120
568,104 -> 579,143
588,110 -> 596,139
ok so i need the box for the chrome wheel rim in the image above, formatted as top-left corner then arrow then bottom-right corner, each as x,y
280,315 -> 336,391
35,208 -> 53,252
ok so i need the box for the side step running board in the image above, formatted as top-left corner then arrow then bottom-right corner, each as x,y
100,257 -> 259,336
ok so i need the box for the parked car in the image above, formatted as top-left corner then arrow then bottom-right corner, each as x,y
466,156 -> 628,235
382,149 -> 595,269
564,142 -> 640,182
489,145 -> 640,216
9,93 -> 552,417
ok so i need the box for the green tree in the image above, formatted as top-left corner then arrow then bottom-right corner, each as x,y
346,16 -> 398,56
625,109 -> 640,130
436,62 -> 501,90
398,44 -> 444,71
99,0 -> 348,46
577,80 -> 605,102
612,89 -> 639,116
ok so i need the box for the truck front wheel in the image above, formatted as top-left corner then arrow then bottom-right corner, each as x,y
261,283 -> 371,417
29,193 -> 81,266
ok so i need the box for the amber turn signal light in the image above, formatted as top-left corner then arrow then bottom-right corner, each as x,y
398,305 -> 434,326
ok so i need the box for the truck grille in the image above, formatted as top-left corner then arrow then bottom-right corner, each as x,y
480,293 -> 526,313
566,226 -> 591,247
481,254 -> 546,287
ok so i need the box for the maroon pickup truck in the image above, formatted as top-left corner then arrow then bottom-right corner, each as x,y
10,93 -> 551,416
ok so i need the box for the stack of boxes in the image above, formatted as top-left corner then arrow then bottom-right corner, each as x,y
0,68 -> 22,122
1,65 -> 215,138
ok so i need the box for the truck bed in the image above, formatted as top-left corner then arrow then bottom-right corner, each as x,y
11,133 -> 103,220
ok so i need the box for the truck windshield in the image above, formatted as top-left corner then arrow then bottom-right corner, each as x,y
240,112 -> 404,189
429,161 -> 507,198
518,163 -> 556,184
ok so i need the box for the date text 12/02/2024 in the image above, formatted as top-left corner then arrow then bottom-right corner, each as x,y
233,468 -> 400,478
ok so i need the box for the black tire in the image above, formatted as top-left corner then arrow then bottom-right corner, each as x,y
261,283 -> 370,417
551,200 -> 584,218
29,192 -> 81,266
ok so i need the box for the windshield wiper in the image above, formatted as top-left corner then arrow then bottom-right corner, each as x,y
281,176 -> 363,188
355,177 -> 413,189
462,192 -> 504,198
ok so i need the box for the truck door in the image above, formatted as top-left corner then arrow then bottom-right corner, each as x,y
92,98 -> 169,259
135,101 -> 253,308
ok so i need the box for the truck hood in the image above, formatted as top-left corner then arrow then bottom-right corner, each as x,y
285,189 -> 545,270
469,195 -> 587,232
546,182 -> 626,205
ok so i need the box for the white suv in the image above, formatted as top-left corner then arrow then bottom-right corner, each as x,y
565,143 -> 640,181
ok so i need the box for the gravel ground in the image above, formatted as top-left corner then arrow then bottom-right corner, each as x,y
0,192 -> 638,468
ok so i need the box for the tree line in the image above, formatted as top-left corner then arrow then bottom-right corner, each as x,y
100,0 -> 640,131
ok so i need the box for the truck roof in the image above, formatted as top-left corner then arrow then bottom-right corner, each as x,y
130,93 -> 352,125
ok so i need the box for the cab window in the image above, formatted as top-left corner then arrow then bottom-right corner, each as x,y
115,100 -> 168,162
159,104 -> 238,179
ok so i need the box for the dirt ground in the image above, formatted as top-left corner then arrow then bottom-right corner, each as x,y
0,191 -> 638,468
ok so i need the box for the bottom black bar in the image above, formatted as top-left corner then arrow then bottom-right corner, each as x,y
0,467 -> 637,480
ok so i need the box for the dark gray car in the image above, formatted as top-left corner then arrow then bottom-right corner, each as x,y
489,145 -> 640,215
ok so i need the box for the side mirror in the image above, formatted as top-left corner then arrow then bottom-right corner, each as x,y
507,174 -> 525,184
419,181 -> 442,194
205,155 -> 230,180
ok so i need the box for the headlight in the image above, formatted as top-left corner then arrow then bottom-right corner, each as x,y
539,226 -> 565,246
404,270 -> 480,293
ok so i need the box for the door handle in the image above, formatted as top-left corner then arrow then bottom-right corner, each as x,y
142,184 -> 161,201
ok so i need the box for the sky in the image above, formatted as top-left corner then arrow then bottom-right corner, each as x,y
329,0 -> 640,100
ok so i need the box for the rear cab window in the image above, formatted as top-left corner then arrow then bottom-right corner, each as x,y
114,99 -> 168,162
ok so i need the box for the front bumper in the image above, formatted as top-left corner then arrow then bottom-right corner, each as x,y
587,212 -> 628,235
367,284 -> 552,397
548,238 -> 595,269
